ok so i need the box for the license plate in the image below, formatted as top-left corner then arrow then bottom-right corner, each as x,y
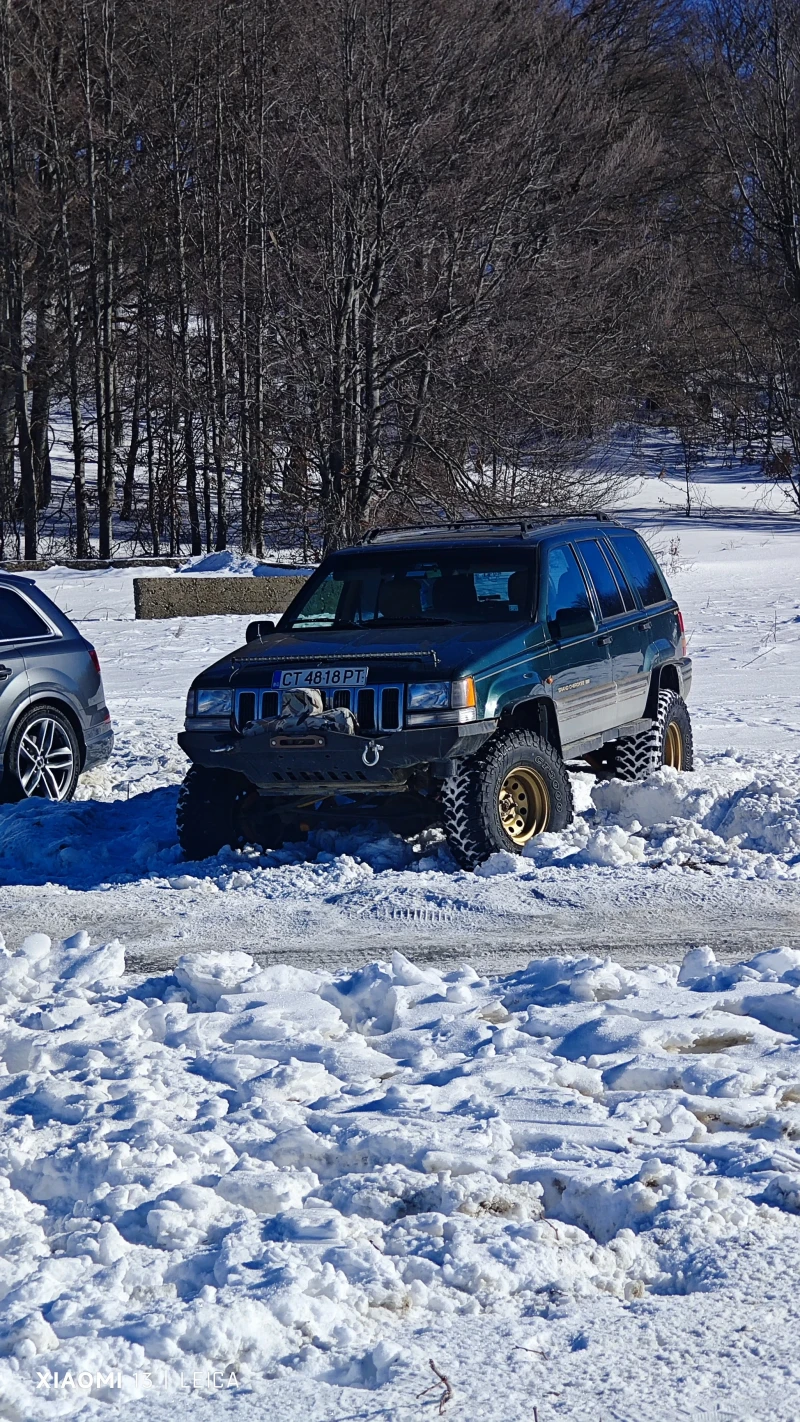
272,665 -> 368,690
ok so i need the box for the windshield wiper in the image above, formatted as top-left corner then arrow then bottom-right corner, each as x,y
290,616 -> 454,631
373,616 -> 453,627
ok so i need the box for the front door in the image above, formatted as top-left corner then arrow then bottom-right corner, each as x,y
544,543 -> 614,747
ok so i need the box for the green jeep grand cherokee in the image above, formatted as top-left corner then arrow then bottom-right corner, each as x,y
177,515 -> 692,869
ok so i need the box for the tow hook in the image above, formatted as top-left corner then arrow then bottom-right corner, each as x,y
362,740 -> 384,767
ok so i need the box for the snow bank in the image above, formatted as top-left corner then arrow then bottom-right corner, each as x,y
0,790 -> 181,886
178,552 -> 315,577
1,755 -> 799,897
1,934 -> 799,1414
480,753 -> 800,879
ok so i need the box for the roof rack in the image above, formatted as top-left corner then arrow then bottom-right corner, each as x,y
361,512 -> 618,544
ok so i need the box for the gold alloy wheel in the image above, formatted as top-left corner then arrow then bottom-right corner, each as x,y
663,720 -> 683,770
498,764 -> 551,845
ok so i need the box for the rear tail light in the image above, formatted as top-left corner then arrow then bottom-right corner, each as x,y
676,609 -> 687,657
88,647 -> 101,676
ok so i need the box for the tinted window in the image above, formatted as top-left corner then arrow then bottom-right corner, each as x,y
613,534 -> 670,607
284,550 -> 534,629
0,589 -> 49,640
546,545 -> 593,632
576,540 -> 625,619
602,540 -> 636,611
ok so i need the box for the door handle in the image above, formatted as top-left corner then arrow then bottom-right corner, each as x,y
0,666 -> 12,682
638,620 -> 652,631
596,634 -> 613,646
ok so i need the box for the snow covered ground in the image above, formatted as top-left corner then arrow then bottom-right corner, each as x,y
1,432 -> 799,1417
2,935 -> 800,1420
0,445 -> 797,969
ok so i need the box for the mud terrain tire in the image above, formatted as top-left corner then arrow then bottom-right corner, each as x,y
441,730 -> 574,870
177,766 -> 283,859
613,689 -> 694,781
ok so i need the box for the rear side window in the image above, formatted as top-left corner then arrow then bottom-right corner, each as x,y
0,588 -> 50,640
612,534 -> 670,607
576,540 -> 625,619
601,540 -> 636,611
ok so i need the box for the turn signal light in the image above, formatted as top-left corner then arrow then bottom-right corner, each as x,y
451,677 -> 476,709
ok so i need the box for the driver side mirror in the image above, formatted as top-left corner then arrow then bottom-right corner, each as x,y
549,605 -> 596,641
246,620 -> 276,643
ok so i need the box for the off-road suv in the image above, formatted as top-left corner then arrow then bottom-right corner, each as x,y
177,515 -> 692,869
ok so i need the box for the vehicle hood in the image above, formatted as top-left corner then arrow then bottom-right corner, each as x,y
197,620 -> 545,686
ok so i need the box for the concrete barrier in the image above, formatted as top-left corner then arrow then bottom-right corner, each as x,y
133,575 -> 309,619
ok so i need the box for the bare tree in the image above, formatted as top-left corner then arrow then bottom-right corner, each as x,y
688,0 -> 800,509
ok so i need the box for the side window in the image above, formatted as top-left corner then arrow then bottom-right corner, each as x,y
0,588 -> 50,641
613,534 -> 670,607
576,540 -> 625,619
545,545 -> 595,639
601,540 -> 636,612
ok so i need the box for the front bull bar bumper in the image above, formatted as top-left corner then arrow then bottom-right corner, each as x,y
178,721 -> 497,795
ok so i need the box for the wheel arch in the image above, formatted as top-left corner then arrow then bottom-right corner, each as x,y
644,663 -> 680,719
499,694 -> 562,755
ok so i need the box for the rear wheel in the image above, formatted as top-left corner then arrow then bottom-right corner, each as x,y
177,766 -> 285,859
613,689 -> 694,781
441,730 -> 574,870
4,704 -> 80,803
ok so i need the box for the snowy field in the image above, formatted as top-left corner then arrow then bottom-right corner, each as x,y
0,439 -> 799,1418
0,445 -> 797,969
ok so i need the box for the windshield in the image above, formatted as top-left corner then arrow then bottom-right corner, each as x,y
281,548 -> 536,630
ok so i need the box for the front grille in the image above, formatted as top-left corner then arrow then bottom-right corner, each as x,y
235,684 -> 404,732
381,687 -> 401,730
356,688 -> 375,730
238,691 -> 256,726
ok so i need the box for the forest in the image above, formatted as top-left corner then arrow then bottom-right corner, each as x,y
1,0 -> 799,560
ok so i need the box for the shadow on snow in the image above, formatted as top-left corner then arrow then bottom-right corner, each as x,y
0,787 -> 181,889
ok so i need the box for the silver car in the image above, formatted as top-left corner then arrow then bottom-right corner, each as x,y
0,574 -> 113,802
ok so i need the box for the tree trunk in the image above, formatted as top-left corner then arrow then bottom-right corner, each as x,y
145,345 -> 158,555
121,316 -> 142,521
15,376 -> 37,559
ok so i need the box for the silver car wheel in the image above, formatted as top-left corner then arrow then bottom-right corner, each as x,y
16,716 -> 76,800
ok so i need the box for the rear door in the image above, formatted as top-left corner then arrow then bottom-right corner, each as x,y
607,532 -> 677,716
543,543 -> 614,746
574,537 -> 645,726
0,586 -> 35,757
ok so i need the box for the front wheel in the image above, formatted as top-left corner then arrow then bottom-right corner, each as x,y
4,704 -> 81,802
177,766 -> 285,859
441,730 -> 574,870
613,689 -> 694,781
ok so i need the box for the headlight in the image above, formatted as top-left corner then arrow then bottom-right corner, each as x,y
407,681 -> 450,710
195,688 -> 233,716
